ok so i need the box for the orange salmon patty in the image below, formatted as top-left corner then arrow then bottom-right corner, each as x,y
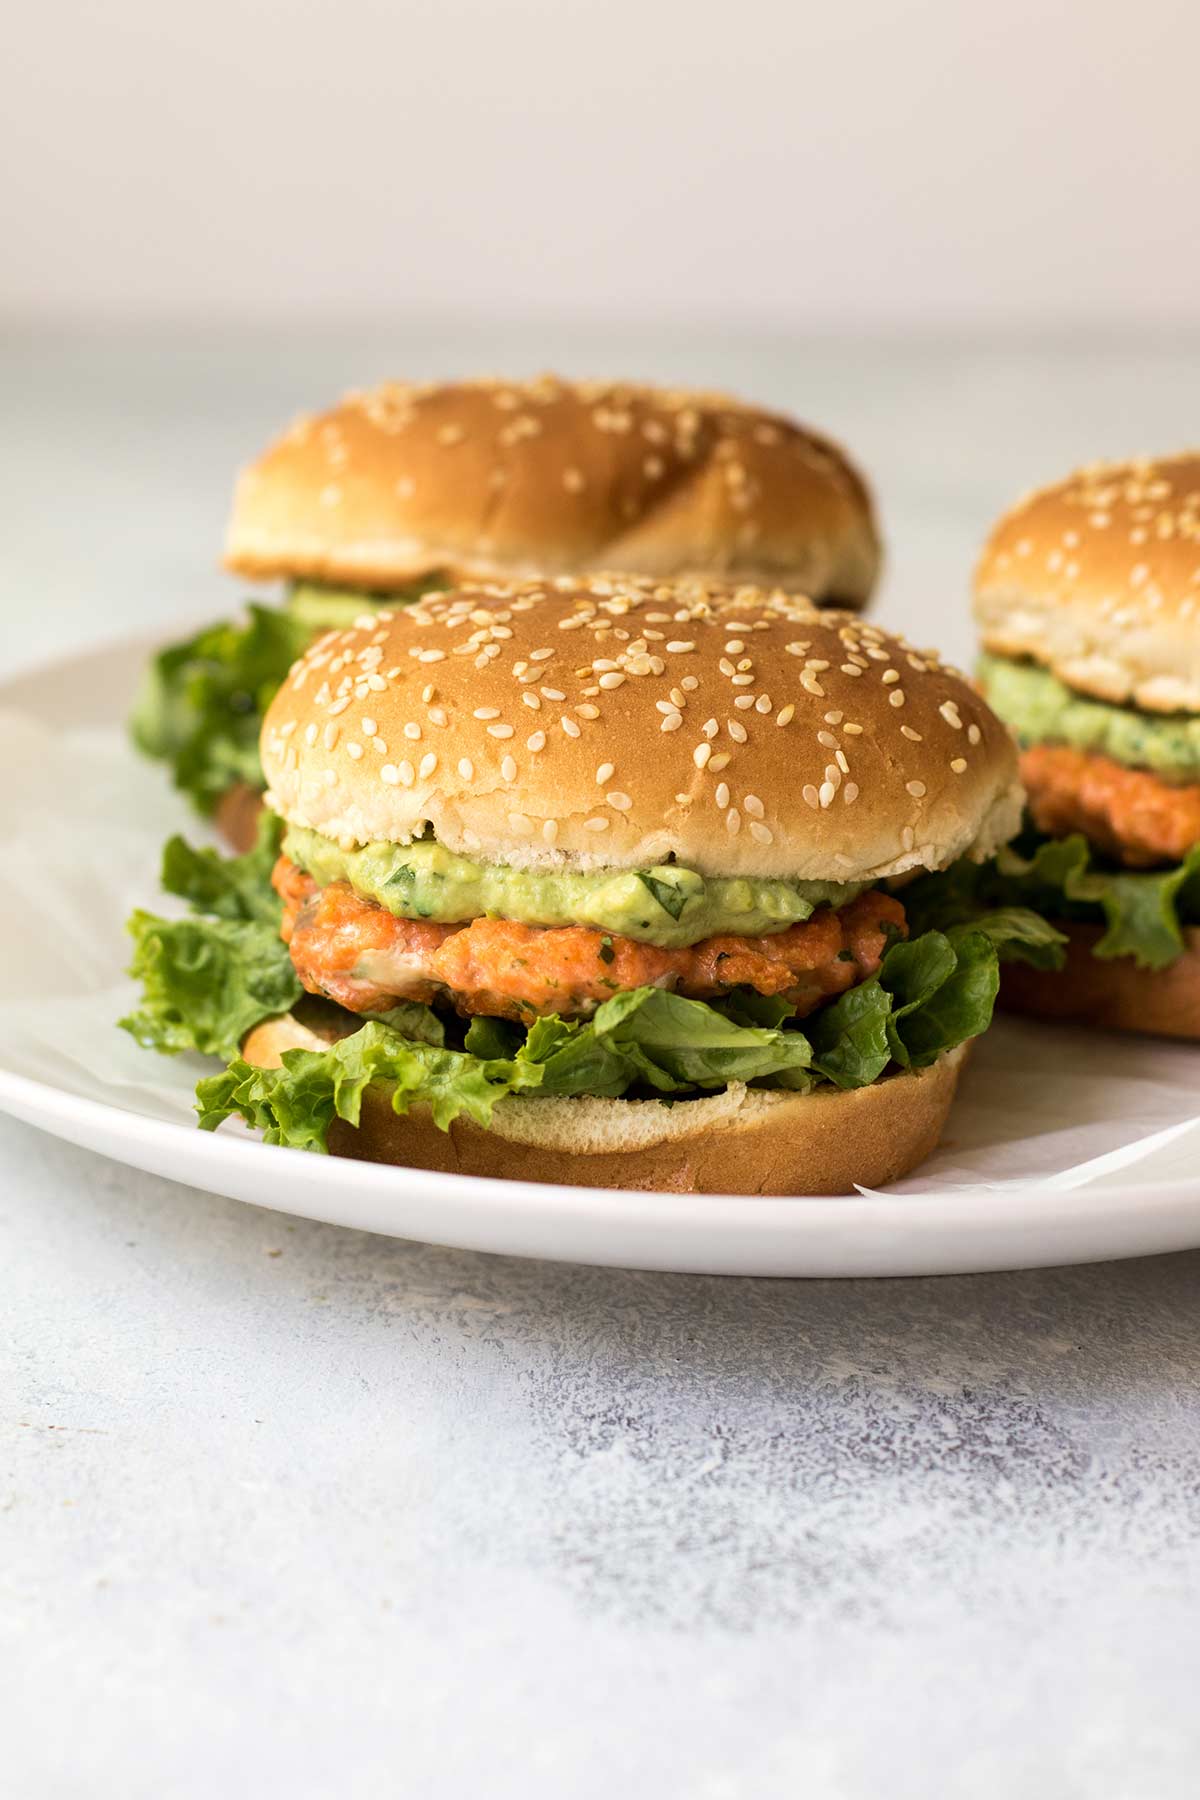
272,856 -> 906,1022
1021,744 -> 1200,869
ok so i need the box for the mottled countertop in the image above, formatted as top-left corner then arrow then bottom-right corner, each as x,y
4,327 -> 1200,1797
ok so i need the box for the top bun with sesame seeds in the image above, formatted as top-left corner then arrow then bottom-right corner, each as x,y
974,452 -> 1200,712
261,577 -> 1022,883
225,376 -> 881,608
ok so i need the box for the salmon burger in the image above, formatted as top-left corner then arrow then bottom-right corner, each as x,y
131,376 -> 882,852
969,453 -> 1200,1038
123,576 -> 1056,1195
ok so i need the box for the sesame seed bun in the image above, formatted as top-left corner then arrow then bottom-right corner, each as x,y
243,1010 -> 968,1194
974,453 -> 1200,712
261,577 -> 1022,884
225,376 -> 881,606
998,922 -> 1200,1040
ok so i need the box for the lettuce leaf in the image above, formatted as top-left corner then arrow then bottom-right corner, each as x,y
908,838 -> 1200,973
195,931 -> 1002,1151
901,860 -> 1068,970
120,911 -> 302,1059
130,606 -> 312,814
196,1020 -> 541,1147
807,928 -> 997,1088
160,809 -> 284,922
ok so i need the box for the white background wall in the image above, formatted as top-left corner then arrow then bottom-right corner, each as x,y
5,0 -> 1199,327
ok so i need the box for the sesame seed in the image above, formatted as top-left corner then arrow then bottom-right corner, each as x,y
693,743 -> 712,769
835,751 -> 849,774
598,672 -> 625,689
967,724 -> 982,745
304,722 -> 318,747
843,722 -> 863,736
665,640 -> 695,654
726,808 -> 741,835
661,712 -> 683,732
347,742 -> 363,760
900,725 -> 922,741
585,817 -> 609,831
458,758 -> 474,779
939,701 -> 963,729
403,722 -> 421,740
576,704 -> 601,720
418,648 -> 446,663
487,723 -> 514,739
398,761 -> 415,787
323,724 -> 339,750
421,684 -> 435,703
749,822 -> 773,846
888,690 -> 905,707
708,751 -> 731,772
744,794 -> 764,818
522,692 -> 541,710
841,664 -> 863,677
950,757 -> 968,774
681,676 -> 699,691
803,785 -> 820,809
328,696 -> 352,716
596,762 -> 615,785
843,783 -> 859,805
724,640 -> 745,654
715,781 -> 730,809
501,755 -> 517,782
776,704 -> 795,727
562,718 -> 581,739
474,707 -> 500,721
419,753 -> 437,778
381,764 -> 400,785
542,686 -> 567,701
527,731 -> 547,752
817,730 -> 839,750
755,695 -> 772,715
902,826 -> 915,851
734,695 -> 755,710
906,780 -> 927,798
428,707 -> 447,727
819,782 -> 836,808
655,700 -> 677,715
727,720 -> 748,743
542,820 -> 558,845
362,718 -> 377,735
607,791 -> 632,811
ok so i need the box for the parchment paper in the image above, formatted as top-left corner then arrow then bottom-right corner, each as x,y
1,708 -> 1196,1195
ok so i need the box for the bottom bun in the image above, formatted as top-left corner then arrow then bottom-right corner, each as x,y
214,781 -> 265,854
1000,922 -> 1200,1040
242,1012 -> 968,1195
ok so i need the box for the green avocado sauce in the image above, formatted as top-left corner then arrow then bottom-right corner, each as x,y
283,825 -> 866,950
286,577 -> 448,634
979,654 -> 1200,780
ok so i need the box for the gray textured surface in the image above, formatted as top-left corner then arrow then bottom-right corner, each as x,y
5,329 -> 1200,1796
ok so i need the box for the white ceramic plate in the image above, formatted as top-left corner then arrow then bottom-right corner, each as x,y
1,632 -> 1198,1278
